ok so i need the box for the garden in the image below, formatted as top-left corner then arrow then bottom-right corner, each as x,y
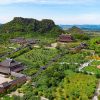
16,48 -> 59,76
83,60 -> 100,75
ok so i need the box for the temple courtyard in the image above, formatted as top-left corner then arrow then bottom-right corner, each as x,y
0,74 -> 12,84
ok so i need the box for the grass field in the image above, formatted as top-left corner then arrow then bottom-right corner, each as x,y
55,70 -> 97,100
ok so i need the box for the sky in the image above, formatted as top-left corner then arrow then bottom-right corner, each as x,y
0,0 -> 100,24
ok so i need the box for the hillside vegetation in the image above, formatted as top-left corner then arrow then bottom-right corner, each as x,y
0,17 -> 62,34
67,26 -> 84,34
0,17 -> 63,44
0,17 -> 100,100
67,26 -> 89,40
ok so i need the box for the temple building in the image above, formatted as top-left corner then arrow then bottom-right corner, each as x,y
10,37 -> 38,45
58,34 -> 74,42
0,58 -> 24,74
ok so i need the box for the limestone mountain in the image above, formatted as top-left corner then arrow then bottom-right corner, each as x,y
0,17 -> 61,34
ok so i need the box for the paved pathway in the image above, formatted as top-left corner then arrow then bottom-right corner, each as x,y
78,60 -> 94,71
33,53 -> 65,78
92,80 -> 100,100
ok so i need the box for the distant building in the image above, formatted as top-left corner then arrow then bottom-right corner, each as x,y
96,41 -> 100,44
10,37 -> 38,45
10,37 -> 27,45
79,43 -> 88,49
70,42 -> 88,53
0,58 -> 24,74
9,76 -> 27,87
0,76 -> 27,94
58,34 -> 74,42
26,39 -> 37,45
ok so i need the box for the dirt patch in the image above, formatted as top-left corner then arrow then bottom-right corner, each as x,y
8,90 -> 24,97
0,75 -> 12,84
97,65 -> 100,69
51,43 -> 57,48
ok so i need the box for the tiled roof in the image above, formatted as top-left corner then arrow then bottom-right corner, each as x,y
59,34 -> 73,42
0,82 -> 10,88
0,58 -> 21,67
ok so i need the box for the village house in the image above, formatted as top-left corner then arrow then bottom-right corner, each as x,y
0,58 -> 24,74
0,76 -> 27,94
9,76 -> 27,87
10,37 -> 27,45
0,82 -> 10,89
70,43 -> 88,53
0,87 -> 5,93
26,39 -> 37,45
58,34 -> 74,42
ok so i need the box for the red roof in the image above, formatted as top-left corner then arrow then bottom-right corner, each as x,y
59,34 -> 73,42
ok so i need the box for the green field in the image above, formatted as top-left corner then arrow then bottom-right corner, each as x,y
55,70 -> 97,100
16,48 -> 59,76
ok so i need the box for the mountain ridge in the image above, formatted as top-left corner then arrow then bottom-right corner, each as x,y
0,17 -> 62,34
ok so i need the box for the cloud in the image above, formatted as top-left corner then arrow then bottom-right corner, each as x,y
0,0 -> 97,5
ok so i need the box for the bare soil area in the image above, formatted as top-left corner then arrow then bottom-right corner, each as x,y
97,65 -> 100,69
0,75 -> 12,84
